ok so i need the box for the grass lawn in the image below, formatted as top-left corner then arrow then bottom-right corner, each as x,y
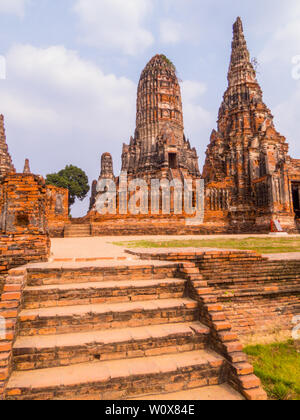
113,237 -> 300,254
244,340 -> 300,400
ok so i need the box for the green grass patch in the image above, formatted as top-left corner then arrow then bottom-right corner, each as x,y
113,237 -> 300,254
244,340 -> 300,400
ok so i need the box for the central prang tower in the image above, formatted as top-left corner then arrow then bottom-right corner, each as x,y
121,54 -> 200,181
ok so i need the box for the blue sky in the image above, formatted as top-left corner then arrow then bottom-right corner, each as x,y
0,0 -> 299,216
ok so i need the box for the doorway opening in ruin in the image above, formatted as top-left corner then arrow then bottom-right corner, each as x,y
169,153 -> 178,169
292,183 -> 300,218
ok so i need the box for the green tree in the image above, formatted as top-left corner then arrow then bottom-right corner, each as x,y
46,165 -> 90,210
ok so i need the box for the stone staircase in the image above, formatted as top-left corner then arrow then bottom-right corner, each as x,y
192,256 -> 300,338
3,261 -> 245,400
126,248 -> 300,344
64,224 -> 91,238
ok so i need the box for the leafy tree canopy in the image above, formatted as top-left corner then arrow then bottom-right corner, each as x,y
46,165 -> 90,209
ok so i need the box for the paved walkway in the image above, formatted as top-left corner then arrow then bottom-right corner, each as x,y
50,235 -> 300,261
51,237 -> 131,261
264,252 -> 300,260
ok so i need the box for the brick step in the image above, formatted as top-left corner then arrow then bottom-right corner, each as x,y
204,272 -> 300,280
213,280 -> 300,290
201,265 -> 300,274
199,262 -> 300,271
205,273 -> 300,283
219,286 -> 300,299
223,300 -> 299,314
64,226 -> 91,231
13,322 -> 210,371
133,384 -> 244,400
5,349 -> 227,400
64,234 -> 91,238
202,262 -> 300,270
218,287 -> 300,302
65,225 -> 90,229
23,278 -> 186,309
64,233 -> 91,238
65,227 -> 91,234
18,298 -> 199,336
26,263 -> 177,286
64,226 -> 91,238
215,283 -> 300,294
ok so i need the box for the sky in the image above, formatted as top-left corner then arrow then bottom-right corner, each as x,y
0,0 -> 299,216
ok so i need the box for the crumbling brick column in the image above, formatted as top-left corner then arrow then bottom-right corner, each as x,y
0,173 -> 50,280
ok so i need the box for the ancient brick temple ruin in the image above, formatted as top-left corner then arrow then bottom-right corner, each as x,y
87,18 -> 300,235
87,54 -> 203,235
1,17 -> 299,402
0,118 -> 49,295
0,114 -> 68,292
121,54 -> 200,182
203,17 -> 300,232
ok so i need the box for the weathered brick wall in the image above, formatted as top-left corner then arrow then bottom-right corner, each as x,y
192,254 -> 300,343
0,174 -> 48,235
85,209 -> 299,236
128,249 -> 300,344
222,294 -> 299,344
178,262 -> 267,400
0,173 -> 50,299
91,217 -> 230,236
46,185 -> 69,237
89,214 -> 267,236
0,234 -> 50,272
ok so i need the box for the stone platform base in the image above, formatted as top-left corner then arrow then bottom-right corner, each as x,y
268,232 -> 289,237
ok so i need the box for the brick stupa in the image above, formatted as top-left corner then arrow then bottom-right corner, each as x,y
89,54 -> 201,221
202,17 -> 298,231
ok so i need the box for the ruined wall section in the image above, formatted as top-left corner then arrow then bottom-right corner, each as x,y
0,174 -> 50,296
46,185 -> 69,237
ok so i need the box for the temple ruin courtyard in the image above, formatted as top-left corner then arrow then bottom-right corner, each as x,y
0,16 -> 299,401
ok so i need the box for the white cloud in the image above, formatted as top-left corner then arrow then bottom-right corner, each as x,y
258,2 -> 300,64
181,80 -> 213,161
255,0 -> 300,160
0,0 -> 29,17
2,44 -> 136,132
0,44 -> 213,215
0,44 -> 136,216
160,19 -> 183,45
181,80 -> 207,102
73,0 -> 154,55
273,80 -> 300,157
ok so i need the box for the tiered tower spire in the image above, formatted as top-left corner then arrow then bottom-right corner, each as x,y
136,54 -> 184,157
0,115 -> 15,178
203,17 -> 289,211
227,17 -> 257,87
121,54 -> 199,179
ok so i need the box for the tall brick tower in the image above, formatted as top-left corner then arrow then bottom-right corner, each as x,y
89,54 -> 201,221
0,115 -> 15,179
121,54 -> 200,181
202,17 -> 296,231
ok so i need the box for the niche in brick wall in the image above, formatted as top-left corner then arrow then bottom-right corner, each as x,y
16,213 -> 29,228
